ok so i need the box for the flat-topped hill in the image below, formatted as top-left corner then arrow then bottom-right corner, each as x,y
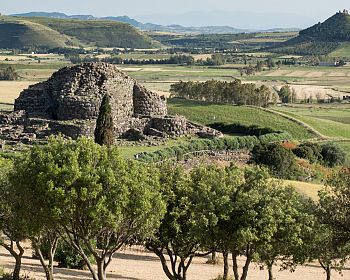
0,15 -> 160,49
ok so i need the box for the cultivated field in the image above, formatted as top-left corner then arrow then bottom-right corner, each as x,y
168,99 -> 315,140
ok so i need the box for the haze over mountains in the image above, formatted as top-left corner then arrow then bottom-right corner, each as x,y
11,12 -> 300,34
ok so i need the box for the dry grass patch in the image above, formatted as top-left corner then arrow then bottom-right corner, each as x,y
283,180 -> 323,201
0,81 -> 34,104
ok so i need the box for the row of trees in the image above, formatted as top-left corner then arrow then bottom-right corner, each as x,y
0,66 -> 18,81
0,137 -> 349,280
170,80 -> 273,107
67,53 -> 226,66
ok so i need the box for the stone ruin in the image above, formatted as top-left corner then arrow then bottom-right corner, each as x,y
0,63 -> 221,147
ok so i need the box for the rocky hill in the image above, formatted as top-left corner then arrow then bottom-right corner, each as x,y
0,15 -> 160,49
269,10 -> 350,55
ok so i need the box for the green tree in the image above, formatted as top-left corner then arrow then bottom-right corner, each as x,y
227,167 -> 284,280
278,85 -> 292,103
256,187 -> 317,280
10,137 -> 165,280
251,143 -> 299,179
147,164 -> 237,280
0,157 -> 26,280
316,168 -> 350,279
321,143 -> 346,167
0,66 -> 18,81
94,94 -> 114,147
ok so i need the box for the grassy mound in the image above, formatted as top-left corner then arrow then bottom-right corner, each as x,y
0,16 -> 76,49
0,15 -> 160,49
23,17 -> 160,49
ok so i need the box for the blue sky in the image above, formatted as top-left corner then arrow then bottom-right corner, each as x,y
2,0 -> 349,28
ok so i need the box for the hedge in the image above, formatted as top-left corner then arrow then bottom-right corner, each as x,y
137,132 -> 292,163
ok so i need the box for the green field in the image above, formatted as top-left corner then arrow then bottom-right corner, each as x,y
272,104 -> 350,139
168,99 -> 315,139
329,42 -> 350,57
338,141 -> 350,165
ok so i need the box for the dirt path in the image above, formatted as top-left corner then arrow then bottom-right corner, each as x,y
1,245 -> 350,280
247,105 -> 325,139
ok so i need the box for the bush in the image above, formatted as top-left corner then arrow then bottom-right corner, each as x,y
34,239 -> 95,270
321,143 -> 346,167
55,241 -> 95,270
137,132 -> 291,163
293,142 -> 322,163
251,143 -> 299,179
211,275 -> 234,280
0,271 -> 34,280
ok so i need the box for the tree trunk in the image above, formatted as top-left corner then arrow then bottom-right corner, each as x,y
13,255 -> 22,280
97,259 -> 107,280
268,263 -> 274,280
232,252 -> 240,280
319,259 -> 331,280
326,267 -> 331,280
1,239 -> 25,280
210,249 -> 217,263
223,251 -> 229,280
240,251 -> 253,280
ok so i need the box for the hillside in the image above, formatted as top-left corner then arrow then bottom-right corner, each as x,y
0,15 -> 160,49
0,15 -> 77,49
167,99 -> 315,140
269,11 -> 350,55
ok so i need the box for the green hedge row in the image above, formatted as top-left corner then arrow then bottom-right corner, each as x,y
137,132 -> 292,163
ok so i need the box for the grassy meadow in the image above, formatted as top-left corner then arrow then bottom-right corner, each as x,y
272,104 -> 350,139
168,99 -> 315,139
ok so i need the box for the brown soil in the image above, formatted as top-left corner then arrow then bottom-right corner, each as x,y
1,245 -> 349,280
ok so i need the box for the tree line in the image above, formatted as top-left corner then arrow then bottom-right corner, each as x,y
170,80 -> 273,107
66,53 -> 226,66
0,66 -> 18,81
0,137 -> 349,280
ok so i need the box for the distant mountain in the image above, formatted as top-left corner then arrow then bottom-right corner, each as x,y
11,12 -> 249,34
136,10 -> 314,30
269,11 -> 350,55
0,15 -> 160,49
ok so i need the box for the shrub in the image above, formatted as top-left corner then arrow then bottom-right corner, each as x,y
138,132 -> 291,163
251,143 -> 299,179
211,275 -> 234,280
55,241 -> 95,270
293,142 -> 322,164
321,143 -> 346,167
33,239 -> 95,270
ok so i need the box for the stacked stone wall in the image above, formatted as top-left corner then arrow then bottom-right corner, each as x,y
133,84 -> 167,117
2,63 -> 220,146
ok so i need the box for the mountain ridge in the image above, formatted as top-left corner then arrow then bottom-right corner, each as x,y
11,12 -> 299,34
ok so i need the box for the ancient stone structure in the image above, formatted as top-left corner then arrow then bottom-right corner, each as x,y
0,63 -> 221,147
